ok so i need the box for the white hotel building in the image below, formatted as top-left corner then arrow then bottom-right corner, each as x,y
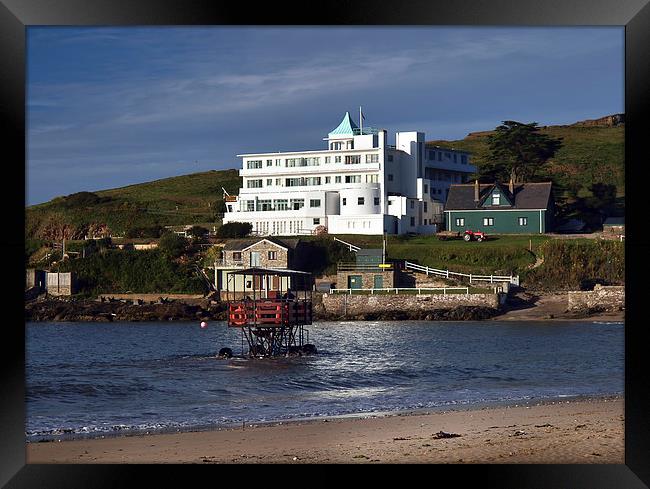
222,112 -> 476,235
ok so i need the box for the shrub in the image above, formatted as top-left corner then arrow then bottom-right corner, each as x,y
216,222 -> 252,238
158,232 -> 187,258
187,225 -> 209,239
126,225 -> 164,238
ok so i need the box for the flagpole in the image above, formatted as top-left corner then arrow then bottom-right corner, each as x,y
359,106 -> 363,134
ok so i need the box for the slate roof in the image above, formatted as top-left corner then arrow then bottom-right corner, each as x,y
222,237 -> 300,251
445,182 -> 553,210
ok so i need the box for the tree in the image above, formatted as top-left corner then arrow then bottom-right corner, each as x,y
216,222 -> 253,239
482,121 -> 563,183
158,232 -> 187,258
187,225 -> 209,239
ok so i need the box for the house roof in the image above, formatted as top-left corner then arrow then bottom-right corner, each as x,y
328,112 -> 358,138
222,237 -> 300,251
445,182 -> 553,210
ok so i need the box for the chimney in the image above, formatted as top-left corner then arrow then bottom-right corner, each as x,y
474,179 -> 480,202
509,177 -> 514,194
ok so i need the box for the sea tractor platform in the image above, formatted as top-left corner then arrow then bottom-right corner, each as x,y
224,267 -> 315,358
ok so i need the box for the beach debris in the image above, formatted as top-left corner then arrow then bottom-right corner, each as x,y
432,431 -> 461,439
393,437 -> 410,441
352,454 -> 369,459
534,423 -> 553,428
575,424 -> 587,429
292,456 -> 299,461
512,430 -> 526,436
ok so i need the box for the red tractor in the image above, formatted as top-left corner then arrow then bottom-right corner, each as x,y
463,230 -> 488,242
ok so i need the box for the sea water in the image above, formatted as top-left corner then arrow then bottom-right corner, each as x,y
25,320 -> 623,441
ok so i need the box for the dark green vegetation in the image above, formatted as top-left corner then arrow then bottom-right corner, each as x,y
26,169 -> 241,240
523,240 -> 624,290
53,247 -> 207,297
481,121 -> 563,183
215,221 -> 252,238
428,118 -> 625,230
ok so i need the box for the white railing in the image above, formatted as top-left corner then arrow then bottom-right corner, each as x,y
329,287 -> 469,295
404,261 -> 519,286
333,237 -> 361,252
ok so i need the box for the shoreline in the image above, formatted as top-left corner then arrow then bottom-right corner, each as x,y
27,395 -> 624,464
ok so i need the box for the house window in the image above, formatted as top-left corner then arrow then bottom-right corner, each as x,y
366,174 -> 378,183
461,155 -> 467,164
424,219 -> 428,225
325,156 -> 331,163
335,176 -> 342,183
267,179 -> 273,186
266,159 -> 273,167
247,160 -> 263,169
492,193 -> 501,205
374,197 -> 380,205
233,252 -> 242,261
275,159 -> 281,166
325,176 -> 331,184
247,179 -> 263,188
275,199 -> 288,210
335,156 -> 341,163
313,218 -> 320,225
268,251 -> 277,260
290,199 -> 304,210
257,200 -> 272,211
455,218 -> 465,227
424,184 -> 428,193
366,154 -> 379,163
410,217 -> 415,226
438,152 -> 442,161
310,199 -> 321,208
275,178 -> 282,186
410,201 -> 414,209
453,154 -> 457,163
345,175 -> 361,183
388,174 -> 394,181
519,217 -> 528,226
345,155 -> 361,164
358,197 -> 365,205
342,198 -> 347,206
423,202 -> 428,212
246,201 -> 255,211
483,217 -> 494,226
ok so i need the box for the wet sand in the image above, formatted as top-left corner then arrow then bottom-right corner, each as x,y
27,396 -> 623,464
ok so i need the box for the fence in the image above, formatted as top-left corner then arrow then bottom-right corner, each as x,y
333,237 -> 361,252
329,287 -> 470,295
405,261 -> 518,286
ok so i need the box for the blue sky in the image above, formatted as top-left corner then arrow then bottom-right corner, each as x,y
27,26 -> 624,205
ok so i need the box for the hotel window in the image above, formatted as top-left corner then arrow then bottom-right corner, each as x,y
266,159 -> 273,167
423,202 -> 428,212
461,155 -> 467,164
313,218 -> 320,225
247,160 -> 263,169
345,175 -> 361,183
310,199 -> 321,208
325,156 -> 331,163
388,174 -> 394,181
335,156 -> 341,163
331,142 -> 343,150
275,199 -> 288,210
366,174 -> 378,183
456,218 -> 464,227
246,201 -> 255,212
345,155 -> 361,164
410,217 -> 415,226
305,177 -> 322,186
275,178 -> 282,186
233,252 -> 242,261
257,200 -> 272,211
492,193 -> 501,205
275,159 -> 282,166
325,176 -> 331,184
335,176 -> 342,183
290,199 -> 304,210
266,179 -> 273,186
268,251 -> 277,260
387,154 -> 393,162
424,184 -> 428,193
483,217 -> 494,226
247,179 -> 263,188
358,197 -> 364,205
366,154 -> 379,163
374,197 -> 380,206
285,178 -> 302,187
305,157 -> 320,166
518,217 -> 528,226
342,198 -> 347,206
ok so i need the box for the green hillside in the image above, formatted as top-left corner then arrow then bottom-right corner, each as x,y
26,169 -> 241,240
427,117 -> 625,226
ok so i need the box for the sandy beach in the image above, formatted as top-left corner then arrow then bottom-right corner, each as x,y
27,396 -> 623,464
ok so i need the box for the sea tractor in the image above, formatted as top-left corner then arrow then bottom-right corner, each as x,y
221,267 -> 316,358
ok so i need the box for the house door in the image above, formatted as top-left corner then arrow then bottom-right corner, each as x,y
373,275 -> 383,289
348,275 -> 362,290
250,251 -> 261,267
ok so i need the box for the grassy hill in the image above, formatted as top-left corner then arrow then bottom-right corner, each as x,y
26,169 -> 241,240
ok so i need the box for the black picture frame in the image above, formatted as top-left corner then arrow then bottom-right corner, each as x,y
4,0 -> 649,486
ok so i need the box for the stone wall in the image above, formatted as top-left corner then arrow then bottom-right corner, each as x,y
567,284 -> 625,311
322,292 -> 499,316
223,241 -> 289,268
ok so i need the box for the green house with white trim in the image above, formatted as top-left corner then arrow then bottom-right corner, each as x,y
444,180 -> 555,234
